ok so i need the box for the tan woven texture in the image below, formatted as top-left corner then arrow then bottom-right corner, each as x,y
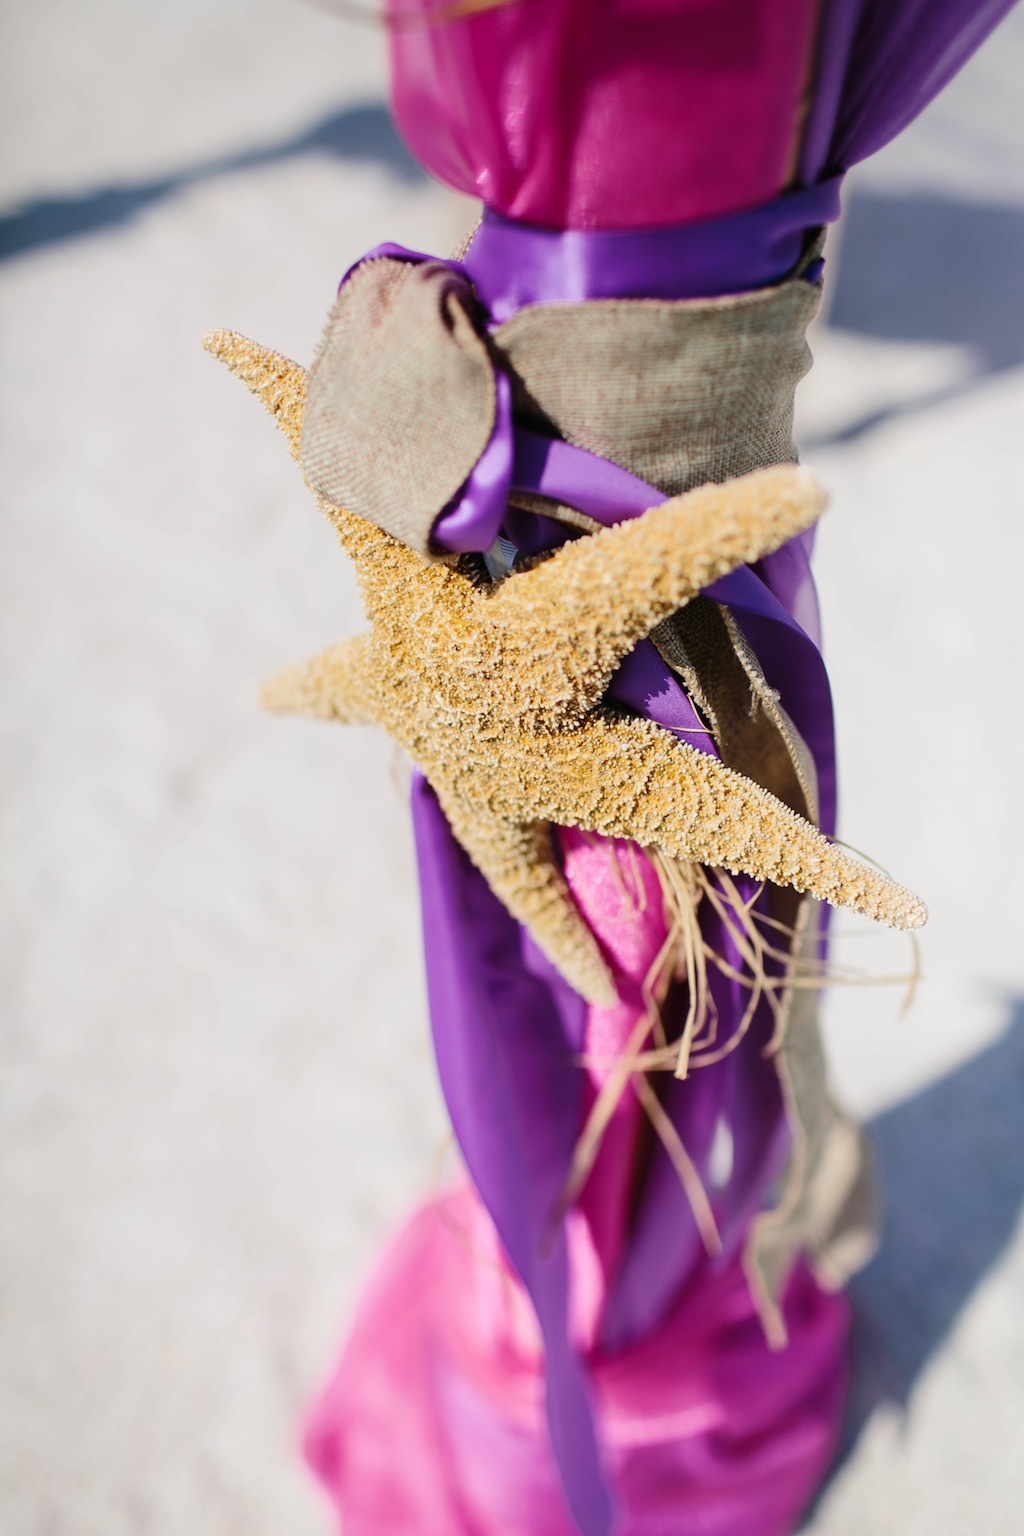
495,268 -> 821,498
301,257 -> 495,557
203,329 -> 926,1013
650,595 -> 878,1329
652,598 -> 818,823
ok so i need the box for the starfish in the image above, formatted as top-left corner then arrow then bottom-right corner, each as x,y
203,329 -> 926,1006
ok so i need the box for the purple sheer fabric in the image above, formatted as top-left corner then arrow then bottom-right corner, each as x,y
410,787 -> 612,1534
799,0 -> 1020,182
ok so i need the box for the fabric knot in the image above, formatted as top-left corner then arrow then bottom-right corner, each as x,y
301,233 -> 826,565
302,245 -> 511,558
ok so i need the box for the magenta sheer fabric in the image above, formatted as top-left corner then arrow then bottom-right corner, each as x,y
388,0 -> 1016,232
306,1186 -> 849,1536
388,0 -> 821,229
306,836 -> 850,1536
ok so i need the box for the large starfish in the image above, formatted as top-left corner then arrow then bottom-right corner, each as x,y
204,329 -> 926,1006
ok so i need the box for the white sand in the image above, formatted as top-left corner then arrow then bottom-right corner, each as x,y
1,5 -> 1022,1533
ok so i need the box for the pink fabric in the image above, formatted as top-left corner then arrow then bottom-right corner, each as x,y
560,831 -> 667,1347
387,0 -> 823,230
305,1184 -> 850,1536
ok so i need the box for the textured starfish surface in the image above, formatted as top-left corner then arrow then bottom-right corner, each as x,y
203,329 -> 927,1005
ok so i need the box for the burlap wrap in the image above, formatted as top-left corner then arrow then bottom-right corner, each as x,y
496,277 -> 820,499
302,257 -> 496,556
302,241 -> 822,552
300,238 -> 876,1324
745,899 -> 880,1343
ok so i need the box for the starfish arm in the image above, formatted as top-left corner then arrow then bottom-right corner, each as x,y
260,635 -> 381,726
487,465 -> 827,710
438,798 -> 618,1008
203,330 -> 307,465
203,329 -> 449,602
530,716 -> 927,932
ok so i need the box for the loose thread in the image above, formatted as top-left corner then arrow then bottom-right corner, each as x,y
563,849 -> 921,1236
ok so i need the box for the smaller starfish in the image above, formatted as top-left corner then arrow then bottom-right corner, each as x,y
204,329 -> 927,1006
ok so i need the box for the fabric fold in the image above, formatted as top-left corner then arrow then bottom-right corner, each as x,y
301,251 -> 496,557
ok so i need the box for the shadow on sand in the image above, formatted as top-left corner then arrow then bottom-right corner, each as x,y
6,108 -> 1023,435
803,999 -> 1024,1521
0,101 -> 426,261
811,188 -> 1024,444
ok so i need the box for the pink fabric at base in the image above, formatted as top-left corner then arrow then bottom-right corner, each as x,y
305,1183 -> 849,1536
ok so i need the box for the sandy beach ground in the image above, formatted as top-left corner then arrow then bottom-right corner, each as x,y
2,5 -> 1022,1533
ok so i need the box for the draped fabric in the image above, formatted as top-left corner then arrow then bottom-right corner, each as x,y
305,4 -> 1019,1534
799,0 -> 1021,183
389,0 -> 1016,231
388,0 -> 821,229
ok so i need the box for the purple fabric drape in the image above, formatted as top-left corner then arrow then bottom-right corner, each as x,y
799,0 -> 1019,183
410,787 -> 613,1534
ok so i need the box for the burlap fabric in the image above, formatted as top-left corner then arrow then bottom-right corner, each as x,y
301,239 -> 823,552
745,898 -> 879,1345
302,257 -> 496,557
496,270 -> 820,500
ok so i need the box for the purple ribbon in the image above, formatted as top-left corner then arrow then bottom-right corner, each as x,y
507,433 -> 838,831
464,178 -> 843,322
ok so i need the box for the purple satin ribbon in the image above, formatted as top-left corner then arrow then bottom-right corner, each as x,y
464,178 -> 843,322
432,370 -> 515,552
433,354 -> 837,830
